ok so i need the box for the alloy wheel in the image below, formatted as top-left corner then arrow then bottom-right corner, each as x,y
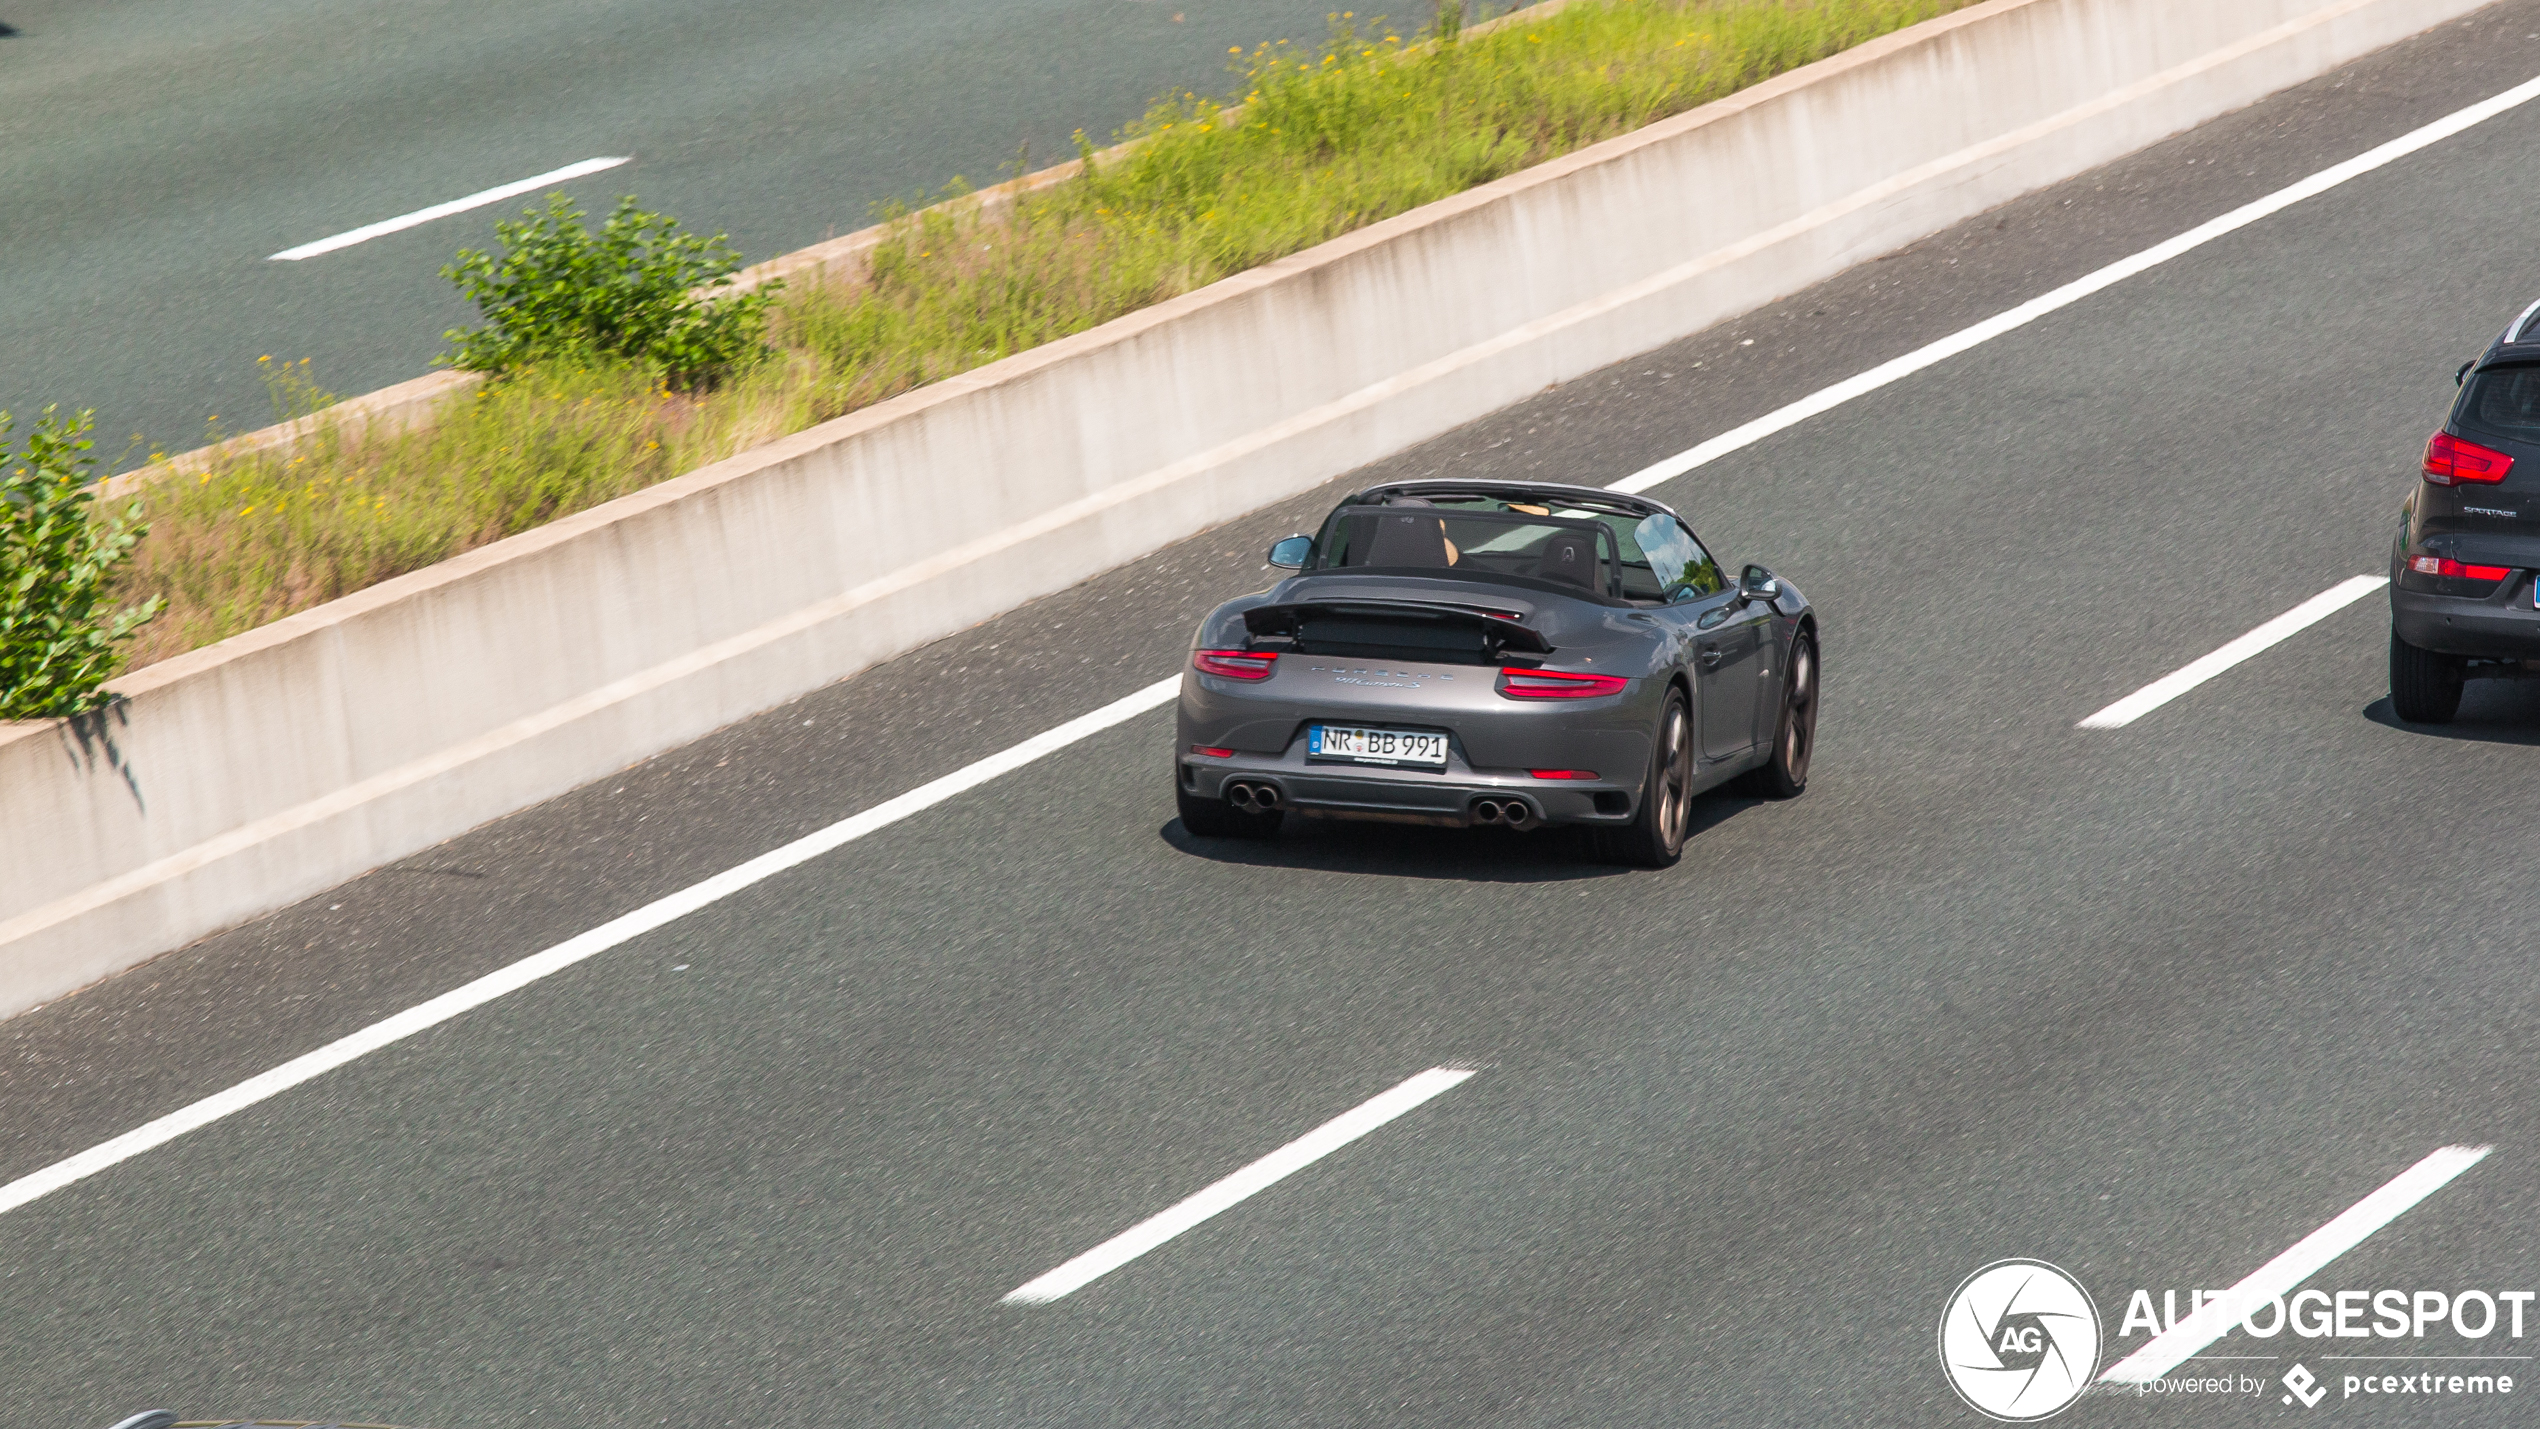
1659,700 -> 1692,850
1782,640 -> 1816,785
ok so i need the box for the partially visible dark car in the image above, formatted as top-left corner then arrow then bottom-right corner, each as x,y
2391,297 -> 2540,721
1173,480 -> 1818,867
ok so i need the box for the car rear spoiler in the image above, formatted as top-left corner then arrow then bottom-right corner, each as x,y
1242,599 -> 1554,660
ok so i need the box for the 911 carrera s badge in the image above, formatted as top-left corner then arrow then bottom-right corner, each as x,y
1308,666 -> 1453,680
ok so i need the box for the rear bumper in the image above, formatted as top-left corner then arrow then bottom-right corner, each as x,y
1176,663 -> 1652,827
2391,579 -> 2540,659
1179,748 -> 1637,828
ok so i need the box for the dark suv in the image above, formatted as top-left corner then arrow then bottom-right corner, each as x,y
2389,298 -> 2540,722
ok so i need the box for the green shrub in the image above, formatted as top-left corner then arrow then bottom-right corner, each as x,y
439,195 -> 780,388
1,409 -> 164,718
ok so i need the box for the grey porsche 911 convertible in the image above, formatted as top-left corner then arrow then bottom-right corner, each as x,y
1174,479 -> 1818,867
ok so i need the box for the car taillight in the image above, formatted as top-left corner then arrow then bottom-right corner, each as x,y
2424,431 -> 2514,485
1193,649 -> 1278,680
1497,667 -> 1629,699
1529,768 -> 1600,780
1189,745 -> 1235,758
2407,556 -> 2512,581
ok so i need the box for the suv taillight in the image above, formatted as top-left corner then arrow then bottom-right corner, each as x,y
1193,649 -> 1278,680
2407,556 -> 2512,582
1497,667 -> 1628,699
2424,431 -> 2514,485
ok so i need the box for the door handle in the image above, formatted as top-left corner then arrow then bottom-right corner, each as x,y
1698,646 -> 1725,670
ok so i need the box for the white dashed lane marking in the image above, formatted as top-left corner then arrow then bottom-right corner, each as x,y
2077,576 -> 2388,729
2101,1145 -> 2493,1384
269,157 -> 631,260
1002,1067 -> 1478,1305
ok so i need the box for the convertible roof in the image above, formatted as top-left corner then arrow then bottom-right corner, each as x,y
1343,478 -> 1681,520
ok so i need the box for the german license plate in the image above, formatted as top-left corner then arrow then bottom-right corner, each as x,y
1308,724 -> 1447,766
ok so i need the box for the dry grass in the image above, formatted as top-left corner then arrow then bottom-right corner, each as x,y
113,0 -> 1974,666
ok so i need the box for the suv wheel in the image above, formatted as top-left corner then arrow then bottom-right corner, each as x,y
2390,631 -> 2466,724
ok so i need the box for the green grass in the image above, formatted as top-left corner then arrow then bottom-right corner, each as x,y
115,0 -> 1974,667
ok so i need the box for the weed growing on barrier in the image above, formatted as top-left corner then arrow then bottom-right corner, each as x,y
1,409 -> 164,717
115,0 -> 1973,666
259,355 -> 338,424
119,361 -> 764,658
775,0 -> 1968,408
442,195 -> 779,387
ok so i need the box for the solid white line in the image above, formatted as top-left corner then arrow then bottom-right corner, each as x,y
1606,71 -> 2540,495
0,675 -> 1181,1222
1002,1067 -> 1476,1305
2101,1145 -> 2493,1384
2076,576 -> 2388,728
268,157 -> 631,260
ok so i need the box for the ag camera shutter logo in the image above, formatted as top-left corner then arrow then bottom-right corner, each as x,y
1939,1259 -> 2102,1420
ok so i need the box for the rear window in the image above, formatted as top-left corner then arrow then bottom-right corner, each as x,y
2459,366 -> 2540,439
1316,505 -> 1619,596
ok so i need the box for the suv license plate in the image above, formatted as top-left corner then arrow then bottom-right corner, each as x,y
1309,725 -> 1448,767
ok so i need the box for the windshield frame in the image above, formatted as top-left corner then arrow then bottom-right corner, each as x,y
1308,501 -> 1629,604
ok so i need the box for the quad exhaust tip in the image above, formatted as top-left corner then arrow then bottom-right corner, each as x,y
1227,780 -> 1281,813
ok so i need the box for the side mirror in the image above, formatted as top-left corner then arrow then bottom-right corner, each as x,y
1267,535 -> 1313,569
2458,360 -> 2477,387
1739,564 -> 1780,603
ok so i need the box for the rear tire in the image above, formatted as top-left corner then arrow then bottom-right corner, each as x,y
2389,631 -> 2465,724
1596,686 -> 1693,869
1741,630 -> 1817,799
1177,779 -> 1283,839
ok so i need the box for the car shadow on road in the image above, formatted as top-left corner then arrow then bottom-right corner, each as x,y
1158,792 -> 1763,882
2364,684 -> 2540,744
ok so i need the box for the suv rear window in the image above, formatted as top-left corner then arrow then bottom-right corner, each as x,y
2460,366 -> 2540,439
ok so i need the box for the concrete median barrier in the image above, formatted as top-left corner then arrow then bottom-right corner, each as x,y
0,0 -> 2492,1016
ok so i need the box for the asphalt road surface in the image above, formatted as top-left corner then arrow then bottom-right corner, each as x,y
9,5 -> 2540,1426
0,0 -> 1362,460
